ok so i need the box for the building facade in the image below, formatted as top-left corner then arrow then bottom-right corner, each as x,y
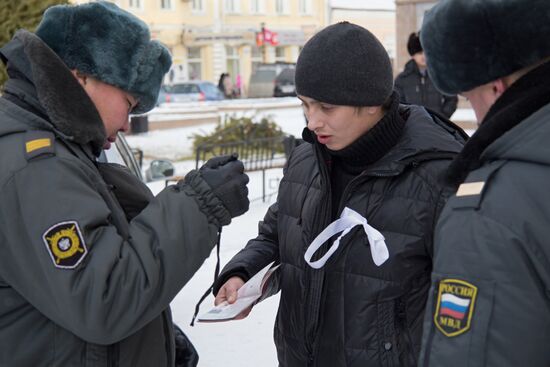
395,0 -> 436,72
72,0 -> 327,96
329,1 -> 396,72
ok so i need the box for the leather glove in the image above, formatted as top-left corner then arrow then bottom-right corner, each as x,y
197,153 -> 250,219
173,323 -> 199,367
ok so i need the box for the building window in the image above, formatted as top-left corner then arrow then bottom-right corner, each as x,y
299,0 -> 312,15
225,0 -> 240,13
161,0 -> 172,9
275,47 -> 286,62
192,0 -> 204,12
251,46 -> 263,71
250,0 -> 264,14
129,0 -> 142,9
275,0 -> 288,14
225,46 -> 240,83
187,47 -> 202,80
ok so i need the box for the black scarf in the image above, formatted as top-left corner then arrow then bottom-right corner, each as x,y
327,93 -> 405,217
447,60 -> 550,185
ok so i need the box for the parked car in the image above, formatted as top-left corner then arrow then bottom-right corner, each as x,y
99,132 -> 175,183
273,67 -> 296,97
168,81 -> 225,103
248,62 -> 296,98
156,84 -> 171,106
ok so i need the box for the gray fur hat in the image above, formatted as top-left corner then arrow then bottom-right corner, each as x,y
35,1 -> 171,114
295,21 -> 393,106
421,0 -> 550,95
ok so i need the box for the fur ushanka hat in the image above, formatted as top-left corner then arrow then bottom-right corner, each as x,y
295,21 -> 393,107
420,0 -> 550,95
36,1 -> 171,114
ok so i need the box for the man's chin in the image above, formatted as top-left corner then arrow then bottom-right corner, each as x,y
103,141 -> 112,150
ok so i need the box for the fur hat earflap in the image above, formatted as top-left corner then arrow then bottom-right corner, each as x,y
36,1 -> 171,113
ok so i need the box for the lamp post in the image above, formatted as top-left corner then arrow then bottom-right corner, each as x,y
261,22 -> 267,63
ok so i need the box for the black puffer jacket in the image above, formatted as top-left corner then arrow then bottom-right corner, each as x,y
395,60 -> 458,118
215,105 -> 466,366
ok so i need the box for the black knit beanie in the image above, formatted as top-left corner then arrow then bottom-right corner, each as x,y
295,21 -> 393,106
407,32 -> 423,56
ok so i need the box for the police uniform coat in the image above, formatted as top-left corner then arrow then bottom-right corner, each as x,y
214,104 -> 466,367
419,61 -> 550,367
395,60 -> 458,119
0,31 -> 225,367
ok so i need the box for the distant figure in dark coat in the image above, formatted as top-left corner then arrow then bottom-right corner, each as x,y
395,32 -> 458,118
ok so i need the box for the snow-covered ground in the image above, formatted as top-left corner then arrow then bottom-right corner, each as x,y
144,169 -> 282,367
125,102 -> 476,366
126,107 -> 305,367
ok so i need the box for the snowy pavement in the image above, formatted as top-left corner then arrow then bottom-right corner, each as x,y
132,106 -> 294,366
146,170 -> 283,367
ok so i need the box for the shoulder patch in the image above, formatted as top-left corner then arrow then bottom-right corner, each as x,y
24,131 -> 55,160
434,279 -> 478,337
451,161 -> 506,210
42,221 -> 88,269
456,181 -> 485,197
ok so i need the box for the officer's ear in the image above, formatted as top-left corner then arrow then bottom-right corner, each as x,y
491,79 -> 508,99
71,70 -> 88,87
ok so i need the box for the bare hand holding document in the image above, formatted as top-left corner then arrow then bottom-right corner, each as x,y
198,262 -> 280,322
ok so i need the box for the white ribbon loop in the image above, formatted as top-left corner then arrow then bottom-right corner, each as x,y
304,207 -> 389,269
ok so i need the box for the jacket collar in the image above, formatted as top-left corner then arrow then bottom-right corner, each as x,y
303,104 -> 466,176
446,60 -> 550,185
0,30 -> 106,156
402,59 -> 426,77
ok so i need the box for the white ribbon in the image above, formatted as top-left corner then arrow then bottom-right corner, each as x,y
303,207 -> 389,269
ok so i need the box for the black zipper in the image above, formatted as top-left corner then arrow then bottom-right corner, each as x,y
305,146 -> 332,365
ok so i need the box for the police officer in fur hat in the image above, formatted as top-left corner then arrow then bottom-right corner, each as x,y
0,2 -> 248,366
418,1 -> 550,366
212,21 -> 466,366
395,32 -> 458,118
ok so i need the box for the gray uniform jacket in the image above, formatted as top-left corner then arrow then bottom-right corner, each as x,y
0,31 -> 225,367
419,61 -> 550,366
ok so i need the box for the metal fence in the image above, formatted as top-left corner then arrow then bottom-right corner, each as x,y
195,135 -> 301,202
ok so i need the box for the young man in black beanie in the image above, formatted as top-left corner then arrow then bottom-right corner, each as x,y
395,32 -> 458,118
417,1 -> 550,366
0,2 -> 249,366
212,21 -> 466,366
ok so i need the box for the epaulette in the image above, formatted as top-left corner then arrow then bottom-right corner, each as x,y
24,130 -> 56,161
450,161 -> 506,210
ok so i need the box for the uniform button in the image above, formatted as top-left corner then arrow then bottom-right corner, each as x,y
384,342 -> 392,351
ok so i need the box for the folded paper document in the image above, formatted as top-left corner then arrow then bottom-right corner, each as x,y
198,262 -> 280,322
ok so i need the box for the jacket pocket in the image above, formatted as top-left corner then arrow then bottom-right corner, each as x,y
419,273 -> 495,367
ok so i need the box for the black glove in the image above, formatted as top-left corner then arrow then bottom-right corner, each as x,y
197,153 -> 249,219
173,323 -> 199,367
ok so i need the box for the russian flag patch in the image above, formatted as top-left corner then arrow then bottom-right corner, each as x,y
434,279 -> 478,337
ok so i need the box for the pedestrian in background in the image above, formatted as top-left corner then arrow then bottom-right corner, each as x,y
417,0 -> 550,366
395,32 -> 458,119
213,21 -> 466,366
0,2 -> 249,366
217,72 -> 238,98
